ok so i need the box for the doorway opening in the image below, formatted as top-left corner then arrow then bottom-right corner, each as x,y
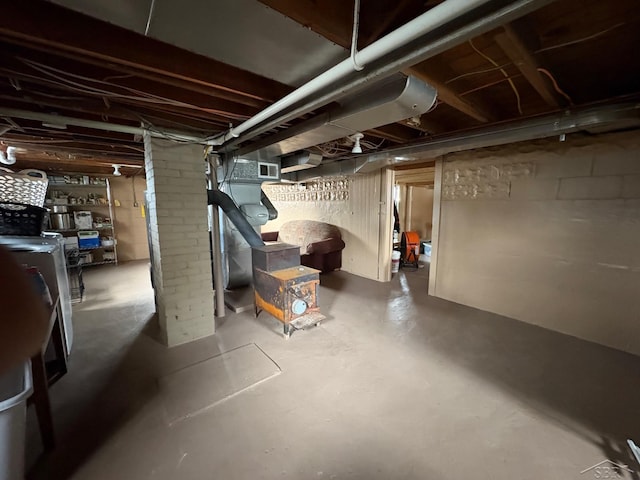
391,163 -> 435,283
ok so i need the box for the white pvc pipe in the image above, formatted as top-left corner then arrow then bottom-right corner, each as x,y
350,0 -> 364,72
208,0 -> 493,145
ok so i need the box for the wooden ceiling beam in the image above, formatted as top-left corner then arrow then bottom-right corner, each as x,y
367,124 -> 419,143
13,155 -> 142,175
6,117 -> 140,142
8,146 -> 141,162
0,51 -> 258,120
0,0 -> 292,104
363,0 -> 416,46
0,88 -> 231,132
0,38 -> 271,110
259,0 -> 494,124
403,182 -> 434,187
393,161 -> 436,171
494,25 -> 564,107
3,145 -> 141,162
0,132 -> 144,153
406,66 -> 495,123
3,144 -> 142,163
400,115 -> 447,136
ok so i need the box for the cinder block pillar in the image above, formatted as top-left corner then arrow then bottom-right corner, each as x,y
143,132 -> 215,346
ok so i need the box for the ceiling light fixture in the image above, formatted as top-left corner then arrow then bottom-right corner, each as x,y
350,132 -> 364,154
112,164 -> 122,176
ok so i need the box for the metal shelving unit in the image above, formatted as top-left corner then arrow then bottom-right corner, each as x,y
77,259 -> 117,267
65,249 -> 84,303
46,177 -> 118,267
46,226 -> 114,233
46,176 -> 120,304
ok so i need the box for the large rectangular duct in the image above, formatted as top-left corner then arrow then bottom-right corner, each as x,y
237,74 -> 437,159
280,151 -> 323,173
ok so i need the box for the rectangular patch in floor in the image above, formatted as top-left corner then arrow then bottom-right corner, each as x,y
159,343 -> 281,425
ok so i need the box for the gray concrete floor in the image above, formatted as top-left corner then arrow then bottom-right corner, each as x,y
26,260 -> 640,480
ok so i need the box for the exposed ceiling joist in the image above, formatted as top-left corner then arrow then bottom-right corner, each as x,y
0,93 -> 230,135
0,0 -> 638,176
14,155 -> 143,175
0,47 -> 260,120
0,65 -> 254,122
259,0 -> 496,124
0,0 -> 292,104
393,161 -> 436,171
363,0 -> 416,46
367,124 -> 418,144
406,67 -> 495,123
494,25 -> 564,107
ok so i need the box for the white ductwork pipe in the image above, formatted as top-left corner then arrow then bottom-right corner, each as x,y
285,101 -> 640,180
209,0 -> 556,148
0,107 -> 207,143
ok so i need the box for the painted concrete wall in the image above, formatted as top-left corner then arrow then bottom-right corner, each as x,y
431,130 -> 640,355
262,171 -> 393,281
110,176 -> 150,262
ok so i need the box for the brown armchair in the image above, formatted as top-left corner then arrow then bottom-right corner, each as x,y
261,220 -> 345,273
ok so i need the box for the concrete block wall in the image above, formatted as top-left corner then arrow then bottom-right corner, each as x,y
143,133 -> 214,346
431,130 -> 640,355
262,170 -> 393,281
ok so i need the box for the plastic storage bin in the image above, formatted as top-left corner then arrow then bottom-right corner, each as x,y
0,202 -> 47,236
0,362 -> 33,480
78,230 -> 100,248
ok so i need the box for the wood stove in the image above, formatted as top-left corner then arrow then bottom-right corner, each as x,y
252,244 -> 325,338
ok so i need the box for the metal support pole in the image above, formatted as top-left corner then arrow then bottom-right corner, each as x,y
207,157 -> 226,318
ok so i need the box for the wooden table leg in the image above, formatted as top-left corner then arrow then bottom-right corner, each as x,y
30,353 -> 55,450
50,312 -> 68,381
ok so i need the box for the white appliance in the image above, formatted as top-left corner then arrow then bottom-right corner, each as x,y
0,236 -> 73,354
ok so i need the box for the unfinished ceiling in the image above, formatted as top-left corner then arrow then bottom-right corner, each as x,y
0,0 -> 638,175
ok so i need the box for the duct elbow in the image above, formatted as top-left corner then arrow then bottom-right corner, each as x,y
261,190 -> 278,221
207,189 -> 264,248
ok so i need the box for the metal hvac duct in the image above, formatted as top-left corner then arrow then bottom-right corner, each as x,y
215,157 -> 280,289
280,152 -> 323,173
238,75 -> 437,159
207,190 -> 264,248
210,0 -> 556,148
284,101 -> 640,181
